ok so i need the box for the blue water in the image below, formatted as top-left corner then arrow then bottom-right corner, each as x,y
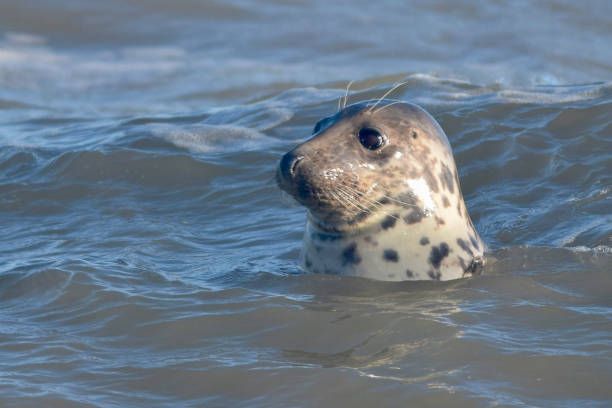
0,1 -> 611,407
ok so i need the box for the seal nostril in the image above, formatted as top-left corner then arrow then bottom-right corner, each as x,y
280,151 -> 304,180
290,155 -> 304,176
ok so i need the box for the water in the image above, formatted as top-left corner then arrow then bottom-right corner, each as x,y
1,0 -> 611,406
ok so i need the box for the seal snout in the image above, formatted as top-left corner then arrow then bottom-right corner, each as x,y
277,150 -> 309,202
278,148 -> 324,209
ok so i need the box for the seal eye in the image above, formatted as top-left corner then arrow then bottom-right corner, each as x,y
358,127 -> 385,150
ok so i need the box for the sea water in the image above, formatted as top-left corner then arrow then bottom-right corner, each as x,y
0,1 -> 611,407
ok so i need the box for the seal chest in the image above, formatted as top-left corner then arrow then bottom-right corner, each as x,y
277,99 -> 484,281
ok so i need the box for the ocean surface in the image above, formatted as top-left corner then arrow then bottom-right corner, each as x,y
1,1 -> 611,407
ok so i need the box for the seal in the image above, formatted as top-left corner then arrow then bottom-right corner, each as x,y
277,99 -> 485,281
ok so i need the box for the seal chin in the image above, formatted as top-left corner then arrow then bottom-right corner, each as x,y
307,208 -> 382,235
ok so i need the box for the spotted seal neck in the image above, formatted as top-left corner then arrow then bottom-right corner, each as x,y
302,199 -> 484,281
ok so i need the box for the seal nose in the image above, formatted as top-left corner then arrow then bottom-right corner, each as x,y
279,150 -> 304,180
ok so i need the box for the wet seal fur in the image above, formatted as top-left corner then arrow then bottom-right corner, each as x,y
277,99 -> 485,281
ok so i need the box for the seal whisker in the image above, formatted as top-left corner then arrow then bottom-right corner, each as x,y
368,82 -> 408,112
334,184 -> 373,208
335,184 -> 377,216
333,186 -> 370,214
333,179 -> 419,211
328,191 -> 366,220
326,188 -> 347,210
333,185 -> 367,210
371,192 -> 419,210
333,182 -> 380,208
334,185 -> 415,228
343,80 -> 354,109
334,184 -> 402,220
373,100 -> 404,115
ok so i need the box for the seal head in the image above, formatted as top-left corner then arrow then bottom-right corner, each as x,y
277,99 -> 484,281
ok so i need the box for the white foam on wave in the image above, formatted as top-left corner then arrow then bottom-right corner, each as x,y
269,87 -> 342,107
556,217 -> 611,248
0,32 -> 187,96
3,32 -> 47,46
152,124 -> 279,154
0,31 -> 358,115
378,73 -> 610,106
2,30 -> 609,118
497,85 -> 608,104
205,105 -> 294,131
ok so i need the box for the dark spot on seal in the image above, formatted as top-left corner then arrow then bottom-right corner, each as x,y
420,237 -> 430,246
406,269 -> 414,278
347,210 -> 370,226
428,270 -> 441,280
381,214 -> 398,230
442,195 -> 450,208
311,231 -> 341,241
469,258 -> 484,275
342,242 -> 361,265
422,165 -> 440,193
378,197 -> 390,205
412,130 -> 418,139
305,257 -> 312,268
461,257 -> 484,277
397,191 -> 418,207
457,201 -> 463,217
457,238 -> 474,256
403,208 -> 424,224
440,163 -> 455,194
435,216 -> 446,226
364,235 -> 378,246
470,235 -> 480,250
383,249 -> 399,262
429,242 -> 450,269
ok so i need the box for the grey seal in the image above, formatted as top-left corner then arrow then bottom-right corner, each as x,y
277,99 -> 485,281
